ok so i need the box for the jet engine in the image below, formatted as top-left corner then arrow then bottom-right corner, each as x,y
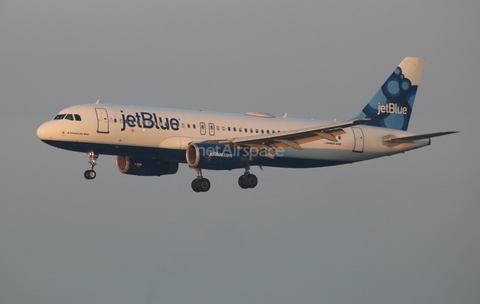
116,156 -> 178,176
186,143 -> 247,170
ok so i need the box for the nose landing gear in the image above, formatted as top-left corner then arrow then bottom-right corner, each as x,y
84,151 -> 98,180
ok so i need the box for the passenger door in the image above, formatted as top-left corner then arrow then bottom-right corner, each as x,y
95,108 -> 109,133
352,127 -> 364,153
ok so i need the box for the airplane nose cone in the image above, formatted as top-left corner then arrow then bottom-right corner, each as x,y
37,122 -> 52,140
36,123 -> 46,140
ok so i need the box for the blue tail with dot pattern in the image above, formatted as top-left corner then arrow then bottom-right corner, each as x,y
355,57 -> 425,131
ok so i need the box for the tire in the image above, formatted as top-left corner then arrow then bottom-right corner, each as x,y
84,170 -> 96,180
238,175 -> 249,189
88,170 -> 96,179
246,174 -> 258,188
199,178 -> 211,192
191,179 -> 201,192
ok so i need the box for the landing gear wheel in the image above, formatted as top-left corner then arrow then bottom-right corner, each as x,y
190,167 -> 211,193
238,174 -> 258,189
85,151 -> 99,180
84,170 -> 96,180
192,179 -> 202,192
246,174 -> 258,188
198,178 -> 211,192
191,178 -> 211,192
238,175 -> 249,189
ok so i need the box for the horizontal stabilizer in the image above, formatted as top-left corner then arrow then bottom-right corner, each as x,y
383,131 -> 459,143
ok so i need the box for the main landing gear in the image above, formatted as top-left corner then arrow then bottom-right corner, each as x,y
84,151 -> 98,180
191,168 -> 211,193
189,166 -> 258,193
238,174 -> 258,189
238,166 -> 258,189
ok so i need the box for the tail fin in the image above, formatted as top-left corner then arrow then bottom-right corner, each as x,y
355,57 -> 425,131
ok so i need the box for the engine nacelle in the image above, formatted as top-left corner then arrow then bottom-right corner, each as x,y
186,143 -> 247,170
116,156 -> 178,176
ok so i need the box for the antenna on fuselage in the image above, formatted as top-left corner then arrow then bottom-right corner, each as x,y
283,113 -> 288,118
95,99 -> 100,104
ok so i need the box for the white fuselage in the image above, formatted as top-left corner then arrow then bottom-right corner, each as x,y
37,103 -> 429,168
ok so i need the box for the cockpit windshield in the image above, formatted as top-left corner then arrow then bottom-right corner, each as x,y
53,113 -> 82,121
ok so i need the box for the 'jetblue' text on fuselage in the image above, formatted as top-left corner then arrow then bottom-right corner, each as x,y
120,111 -> 180,131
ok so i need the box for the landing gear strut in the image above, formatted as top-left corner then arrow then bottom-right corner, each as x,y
84,151 -> 98,180
238,165 -> 258,189
190,167 -> 211,192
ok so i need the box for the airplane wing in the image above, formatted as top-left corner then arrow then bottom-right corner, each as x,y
383,131 -> 459,143
215,118 -> 371,151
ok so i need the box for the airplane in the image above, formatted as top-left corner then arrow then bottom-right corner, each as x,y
37,57 -> 458,192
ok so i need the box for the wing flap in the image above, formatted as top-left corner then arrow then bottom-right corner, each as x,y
218,118 -> 370,148
210,118 -> 371,153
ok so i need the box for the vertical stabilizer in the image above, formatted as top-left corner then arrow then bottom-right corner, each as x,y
355,57 -> 425,131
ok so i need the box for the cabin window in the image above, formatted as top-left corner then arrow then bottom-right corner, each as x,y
193,124 -> 196,129
181,123 -> 185,128
222,126 -> 226,131
266,130 -> 270,134
228,127 -> 231,131
233,127 -> 236,132
255,129 -> 259,133
250,128 -> 253,133
187,124 -> 190,128
239,128 -> 242,132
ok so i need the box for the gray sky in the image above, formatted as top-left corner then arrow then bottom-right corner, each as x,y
1,1 -> 479,303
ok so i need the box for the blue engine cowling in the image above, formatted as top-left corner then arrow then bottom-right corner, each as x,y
186,143 -> 247,170
116,156 -> 178,176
